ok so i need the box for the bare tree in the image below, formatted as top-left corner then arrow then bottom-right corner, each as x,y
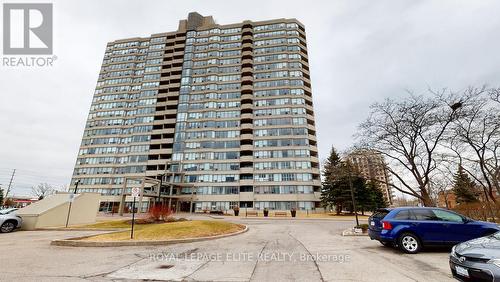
489,88 -> 500,104
31,183 -> 55,200
448,87 -> 500,202
356,90 -> 463,206
429,166 -> 455,208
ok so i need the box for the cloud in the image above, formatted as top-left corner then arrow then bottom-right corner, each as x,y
2,0 -> 500,196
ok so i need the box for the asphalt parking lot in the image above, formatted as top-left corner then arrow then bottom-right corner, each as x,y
0,217 -> 455,281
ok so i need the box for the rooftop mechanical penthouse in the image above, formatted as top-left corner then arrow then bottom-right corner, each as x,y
70,12 -> 321,213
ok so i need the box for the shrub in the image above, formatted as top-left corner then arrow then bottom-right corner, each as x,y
358,224 -> 369,231
160,206 -> 173,219
133,218 -> 155,225
148,204 -> 162,221
164,216 -> 176,222
148,204 -> 173,221
452,201 -> 500,223
164,217 -> 188,223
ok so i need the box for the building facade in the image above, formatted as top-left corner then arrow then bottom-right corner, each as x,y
346,149 -> 393,205
70,12 -> 321,212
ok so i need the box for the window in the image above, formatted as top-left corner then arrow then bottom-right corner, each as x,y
432,210 -> 463,223
411,209 -> 439,221
393,210 -> 413,220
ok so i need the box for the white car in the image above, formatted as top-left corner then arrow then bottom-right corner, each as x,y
0,208 -> 22,233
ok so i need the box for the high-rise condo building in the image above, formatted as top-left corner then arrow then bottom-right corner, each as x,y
70,12 -> 321,213
346,149 -> 394,205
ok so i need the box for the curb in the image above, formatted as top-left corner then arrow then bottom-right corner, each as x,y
191,213 -> 370,221
227,217 -> 369,221
50,225 -> 248,247
342,228 -> 369,236
208,215 -> 226,219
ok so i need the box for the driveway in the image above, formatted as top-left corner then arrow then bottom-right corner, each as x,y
0,218 -> 454,281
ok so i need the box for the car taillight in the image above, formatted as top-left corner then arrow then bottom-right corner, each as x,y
382,221 -> 392,230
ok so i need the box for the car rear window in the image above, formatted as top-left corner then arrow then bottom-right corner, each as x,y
372,209 -> 390,219
393,210 -> 413,220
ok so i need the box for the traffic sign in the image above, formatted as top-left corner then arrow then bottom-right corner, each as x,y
131,187 -> 140,197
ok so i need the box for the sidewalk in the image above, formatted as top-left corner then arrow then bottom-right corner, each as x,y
96,212 -> 370,222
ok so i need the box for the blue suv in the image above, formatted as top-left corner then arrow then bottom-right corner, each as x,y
368,207 -> 500,254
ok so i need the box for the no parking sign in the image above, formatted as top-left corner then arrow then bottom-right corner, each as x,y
130,187 -> 140,239
131,187 -> 140,198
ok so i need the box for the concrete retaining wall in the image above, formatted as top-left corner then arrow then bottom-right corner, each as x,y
16,193 -> 101,230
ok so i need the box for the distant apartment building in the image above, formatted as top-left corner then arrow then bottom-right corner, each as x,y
70,12 -> 321,213
437,191 -> 457,209
346,149 -> 393,205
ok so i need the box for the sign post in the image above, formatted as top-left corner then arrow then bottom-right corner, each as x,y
130,187 -> 140,239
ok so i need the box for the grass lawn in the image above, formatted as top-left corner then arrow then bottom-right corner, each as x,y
80,220 -> 245,241
75,220 -> 134,229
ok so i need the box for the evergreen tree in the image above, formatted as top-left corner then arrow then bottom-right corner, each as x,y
321,147 -> 351,214
366,181 -> 388,211
353,176 -> 370,215
452,165 -> 479,204
0,188 -> 4,206
321,148 -> 388,214
322,146 -> 341,183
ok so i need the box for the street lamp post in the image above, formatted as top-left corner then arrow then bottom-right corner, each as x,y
73,179 -> 80,194
65,180 -> 80,228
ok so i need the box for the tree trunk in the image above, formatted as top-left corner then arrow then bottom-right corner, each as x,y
335,204 -> 342,215
488,190 -> 497,203
421,189 -> 434,207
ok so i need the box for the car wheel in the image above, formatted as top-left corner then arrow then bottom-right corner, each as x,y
0,221 -> 16,233
398,233 -> 421,254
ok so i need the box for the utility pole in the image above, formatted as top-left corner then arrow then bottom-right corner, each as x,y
5,169 -> 16,199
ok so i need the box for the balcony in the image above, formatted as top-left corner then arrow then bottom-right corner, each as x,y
241,93 -> 253,100
241,113 -> 253,120
241,103 -> 253,110
241,66 -> 253,74
239,167 -> 253,174
155,128 -> 175,134
240,155 -> 253,162
242,50 -> 253,57
242,42 -> 253,48
239,179 -> 254,186
240,133 -> 253,140
242,59 -> 253,65
240,144 -> 253,151
148,148 -> 172,155
241,123 -> 253,130
239,191 -> 254,201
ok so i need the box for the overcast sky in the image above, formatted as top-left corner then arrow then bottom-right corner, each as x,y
2,0 -> 500,197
